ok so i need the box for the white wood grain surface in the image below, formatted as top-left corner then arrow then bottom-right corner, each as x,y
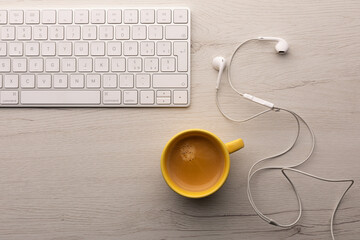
0,0 -> 359,239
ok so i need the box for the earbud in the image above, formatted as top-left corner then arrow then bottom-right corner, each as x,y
258,37 -> 289,54
212,56 -> 226,71
212,56 -> 226,89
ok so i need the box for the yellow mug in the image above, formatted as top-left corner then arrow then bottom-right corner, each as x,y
161,129 -> 244,198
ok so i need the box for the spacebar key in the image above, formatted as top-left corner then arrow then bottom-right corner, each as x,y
21,91 -> 101,105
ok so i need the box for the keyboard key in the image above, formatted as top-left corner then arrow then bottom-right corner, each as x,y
42,10 -> 56,24
4,75 -> 19,88
9,10 -> 24,24
21,91 -> 100,105
25,10 -> 40,24
157,9 -> 171,23
103,91 -> 121,104
123,41 -> 138,56
70,74 -> 84,88
161,57 -> 176,72
9,42 -> 23,56
165,26 -> 188,40
83,26 -> 97,40
123,9 -> 138,24
148,25 -> 162,40
107,9 -> 122,24
74,42 -> 89,56
144,58 -> 159,72
140,41 -> 155,56
140,9 -> 155,24
29,58 -> 43,72
157,41 -> 171,56
103,74 -> 117,88
78,58 -> 93,72
42,42 -> 56,56
91,42 -> 105,56
62,58 -> 76,72
140,90 -> 154,104
86,74 -> 100,88
74,10 -> 89,24
58,42 -> 72,56
49,26 -> 64,40
33,26 -> 48,40
173,90 -> 188,104
136,74 -> 150,88
37,74 -> 52,88
174,42 -> 188,72
13,58 -> 27,72
20,74 -> 35,88
132,25 -> 146,40
25,42 -> 40,56
173,9 -> 188,24
107,42 -> 121,56
99,26 -> 114,40
58,10 -> 73,24
91,9 -> 105,24
0,59 -> 11,72
66,26 -> 81,40
115,25 -> 130,40
157,97 -> 170,105
94,58 -> 109,72
111,58 -> 126,72
45,58 -> 60,72
1,26 -> 15,40
0,11 -> 7,24
0,42 -> 6,56
1,91 -> 18,104
53,74 -> 68,88
153,74 -> 187,88
127,58 -> 142,72
123,90 -> 138,104
119,74 -> 134,88
17,26 -> 32,40
157,90 -> 171,97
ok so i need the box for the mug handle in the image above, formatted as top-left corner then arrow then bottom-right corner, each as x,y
225,138 -> 244,153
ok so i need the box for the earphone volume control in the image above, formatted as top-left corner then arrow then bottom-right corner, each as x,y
243,94 -> 274,109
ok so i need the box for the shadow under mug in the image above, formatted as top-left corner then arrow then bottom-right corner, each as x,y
161,129 -> 244,198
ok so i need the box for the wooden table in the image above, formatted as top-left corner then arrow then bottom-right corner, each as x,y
0,0 -> 359,239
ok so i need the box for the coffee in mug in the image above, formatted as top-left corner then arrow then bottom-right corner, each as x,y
161,129 -> 244,198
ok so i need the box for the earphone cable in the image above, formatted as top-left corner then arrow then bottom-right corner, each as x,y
215,38 -> 354,239
215,89 -> 273,123
227,38 -> 257,97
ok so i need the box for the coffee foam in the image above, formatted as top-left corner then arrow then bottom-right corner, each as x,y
179,142 -> 195,162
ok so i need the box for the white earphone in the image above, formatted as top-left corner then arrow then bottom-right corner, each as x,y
212,56 -> 226,90
213,37 -> 289,109
258,36 -> 289,54
212,37 -> 353,240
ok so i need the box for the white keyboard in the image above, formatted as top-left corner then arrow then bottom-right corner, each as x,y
0,8 -> 190,107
